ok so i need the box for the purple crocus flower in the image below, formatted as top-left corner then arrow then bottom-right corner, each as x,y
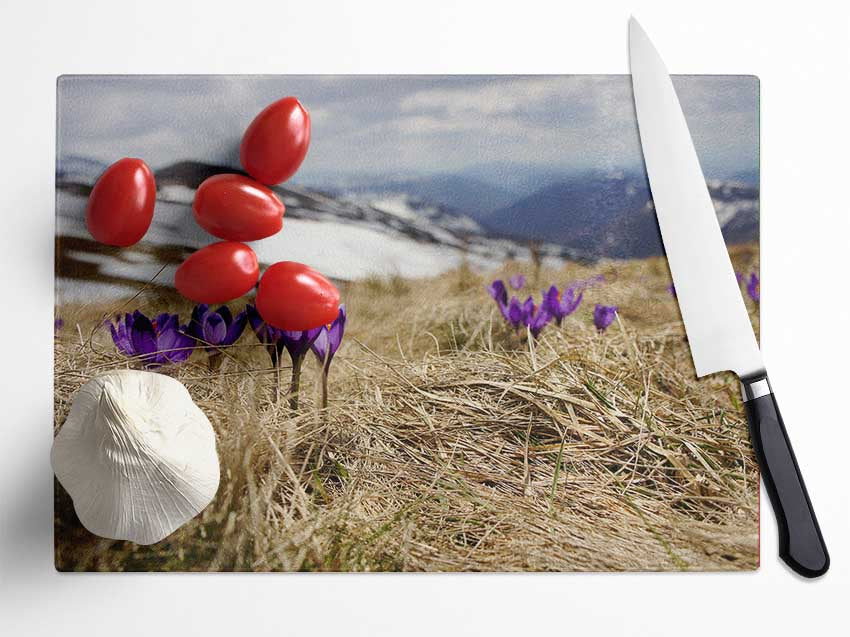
524,304 -> 552,338
506,295 -> 551,338
509,274 -> 526,290
280,326 -> 324,365
667,283 -> 676,298
520,296 -> 535,322
542,285 -> 583,325
735,271 -> 744,284
503,296 -> 522,329
488,281 -> 552,337
311,305 -> 347,409
246,303 -> 322,409
488,279 -> 508,305
487,279 -> 513,322
746,273 -> 760,303
109,310 -> 194,368
504,295 -> 534,331
54,318 -> 64,332
246,303 -> 284,364
311,305 -> 347,369
280,325 -> 324,410
188,304 -> 247,352
593,304 -> 618,332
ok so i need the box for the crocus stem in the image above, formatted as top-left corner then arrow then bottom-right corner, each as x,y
288,356 -> 303,411
208,351 -> 222,372
275,358 -> 282,404
320,368 -> 329,410
270,349 -> 281,404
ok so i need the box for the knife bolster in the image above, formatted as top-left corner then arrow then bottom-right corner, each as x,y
741,375 -> 771,402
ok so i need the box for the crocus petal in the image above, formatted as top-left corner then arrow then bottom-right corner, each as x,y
246,303 -> 281,345
487,280 -> 508,306
593,304 -> 618,332
280,332 -> 300,361
246,304 -> 287,364
507,297 -> 523,329
129,313 -> 159,364
526,305 -> 552,338
542,285 -> 559,316
216,305 -> 233,326
203,313 -> 228,345
540,286 -> 562,325
192,304 -> 209,325
560,287 -> 582,316
311,327 -> 330,366
533,315 -> 551,337
164,330 -> 195,363
120,315 -> 136,352
311,305 -> 347,368
521,296 -> 535,322
747,273 -> 760,302
496,300 -> 512,322
155,321 -> 184,355
187,306 -> 203,342
127,311 -> 142,330
109,317 -> 135,357
156,313 -> 179,335
327,305 -> 347,353
509,274 -> 526,290
222,310 -> 247,347
246,303 -> 264,334
281,327 -> 323,362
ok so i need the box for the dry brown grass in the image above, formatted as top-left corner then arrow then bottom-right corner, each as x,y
54,246 -> 761,571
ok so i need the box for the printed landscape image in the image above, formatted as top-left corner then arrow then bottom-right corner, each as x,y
54,75 -> 761,571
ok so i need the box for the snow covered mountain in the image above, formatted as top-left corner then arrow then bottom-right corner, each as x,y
55,161 -> 585,302
55,159 -> 758,301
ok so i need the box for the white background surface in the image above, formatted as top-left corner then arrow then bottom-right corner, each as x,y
0,1 -> 847,634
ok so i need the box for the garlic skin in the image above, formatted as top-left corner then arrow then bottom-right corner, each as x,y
51,370 -> 220,545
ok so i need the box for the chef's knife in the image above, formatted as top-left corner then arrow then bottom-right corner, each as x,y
629,18 -> 829,577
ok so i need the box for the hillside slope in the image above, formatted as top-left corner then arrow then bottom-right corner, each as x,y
485,171 -> 759,257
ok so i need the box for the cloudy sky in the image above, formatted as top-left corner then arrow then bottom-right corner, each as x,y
57,75 -> 758,183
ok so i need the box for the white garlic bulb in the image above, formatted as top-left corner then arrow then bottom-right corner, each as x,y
51,370 -> 220,545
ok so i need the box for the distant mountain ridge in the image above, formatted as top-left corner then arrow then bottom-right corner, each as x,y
483,171 -> 650,253
457,161 -> 579,198
484,170 -> 759,258
57,157 -> 758,261
310,173 -> 518,222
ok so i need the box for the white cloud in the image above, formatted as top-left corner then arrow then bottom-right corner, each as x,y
57,75 -> 757,179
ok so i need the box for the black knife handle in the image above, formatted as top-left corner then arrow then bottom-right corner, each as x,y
743,377 -> 829,577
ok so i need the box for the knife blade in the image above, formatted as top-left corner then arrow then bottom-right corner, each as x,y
629,17 -> 829,577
